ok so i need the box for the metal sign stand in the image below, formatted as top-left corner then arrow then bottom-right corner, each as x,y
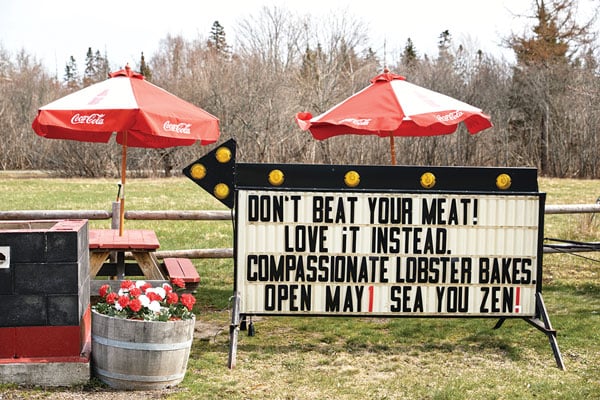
494,293 -> 565,370
227,293 -> 241,369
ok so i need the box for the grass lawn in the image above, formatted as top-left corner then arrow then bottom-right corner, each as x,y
0,176 -> 599,399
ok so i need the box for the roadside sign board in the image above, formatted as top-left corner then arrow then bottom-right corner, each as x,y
236,189 -> 542,317
183,139 -> 563,370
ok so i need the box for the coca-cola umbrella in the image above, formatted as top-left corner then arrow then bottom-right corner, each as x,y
32,65 -> 220,235
295,70 -> 492,165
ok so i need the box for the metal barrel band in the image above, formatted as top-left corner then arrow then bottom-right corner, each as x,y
92,334 -> 192,351
93,366 -> 185,383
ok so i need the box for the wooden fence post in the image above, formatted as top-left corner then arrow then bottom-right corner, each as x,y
111,201 -> 120,230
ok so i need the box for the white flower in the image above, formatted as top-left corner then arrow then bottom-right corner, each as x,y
148,300 -> 161,313
135,280 -> 147,288
139,294 -> 150,307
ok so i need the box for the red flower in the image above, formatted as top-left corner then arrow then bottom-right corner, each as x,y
162,283 -> 173,294
120,280 -> 134,290
129,298 -> 142,313
171,278 -> 185,289
166,292 -> 179,305
180,293 -> 196,311
140,282 -> 153,292
106,292 -> 118,305
129,287 -> 142,297
117,295 -> 130,308
147,292 -> 162,302
98,284 -> 110,298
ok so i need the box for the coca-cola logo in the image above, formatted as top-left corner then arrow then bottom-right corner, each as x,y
163,121 -> 192,134
71,113 -> 105,125
435,110 -> 464,123
339,118 -> 372,126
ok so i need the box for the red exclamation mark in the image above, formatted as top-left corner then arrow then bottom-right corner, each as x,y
515,287 -> 521,313
368,286 -> 374,312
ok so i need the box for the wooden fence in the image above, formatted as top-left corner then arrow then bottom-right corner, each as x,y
1,203 -> 599,258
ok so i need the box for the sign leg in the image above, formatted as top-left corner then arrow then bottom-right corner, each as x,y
228,292 -> 241,369
525,293 -> 565,370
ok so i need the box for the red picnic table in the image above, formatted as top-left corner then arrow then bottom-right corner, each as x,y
88,229 -> 165,281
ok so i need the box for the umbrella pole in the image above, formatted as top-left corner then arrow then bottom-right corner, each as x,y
119,131 -> 127,236
389,133 -> 396,165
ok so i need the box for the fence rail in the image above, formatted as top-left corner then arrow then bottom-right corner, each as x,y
1,204 -> 599,258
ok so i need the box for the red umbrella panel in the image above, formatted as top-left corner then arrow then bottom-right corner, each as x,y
296,71 -> 492,165
32,65 -> 220,235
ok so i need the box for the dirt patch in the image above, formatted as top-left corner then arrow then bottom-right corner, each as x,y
195,319 -> 226,341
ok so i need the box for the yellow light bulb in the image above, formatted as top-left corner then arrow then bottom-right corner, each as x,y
496,173 -> 512,190
344,171 -> 360,187
190,163 -> 206,180
420,172 -> 436,189
214,183 -> 230,199
268,169 -> 285,186
215,146 -> 232,163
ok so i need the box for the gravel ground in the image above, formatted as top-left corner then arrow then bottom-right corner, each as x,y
0,387 -> 181,399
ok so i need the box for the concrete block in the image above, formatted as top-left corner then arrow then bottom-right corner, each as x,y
0,360 -> 90,387
0,269 -> 12,294
14,262 -> 80,294
0,231 -> 45,263
46,231 -> 79,262
0,295 -> 46,327
47,294 -> 79,326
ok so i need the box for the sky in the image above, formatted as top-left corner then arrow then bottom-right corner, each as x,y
1,0 -> 597,75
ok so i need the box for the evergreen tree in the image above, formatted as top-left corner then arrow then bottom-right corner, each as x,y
139,52 -> 152,80
362,47 -> 379,66
437,30 -> 453,63
511,2 -> 568,66
507,0 -> 597,175
64,56 -> 80,89
83,47 -> 95,87
508,0 -> 596,67
83,47 -> 109,86
401,38 -> 418,69
207,20 -> 231,58
94,50 -> 110,80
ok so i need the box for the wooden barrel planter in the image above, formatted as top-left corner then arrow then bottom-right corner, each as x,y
91,310 -> 195,390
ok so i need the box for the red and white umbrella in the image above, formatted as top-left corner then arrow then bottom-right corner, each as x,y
32,64 -> 220,234
296,70 -> 492,165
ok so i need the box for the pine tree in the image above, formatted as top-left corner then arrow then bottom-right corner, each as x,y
437,30 -> 453,63
401,38 -> 418,68
509,0 -> 596,67
83,47 -> 95,87
94,50 -> 110,80
507,0 -> 598,175
207,21 -> 231,58
139,52 -> 152,80
64,56 -> 80,89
